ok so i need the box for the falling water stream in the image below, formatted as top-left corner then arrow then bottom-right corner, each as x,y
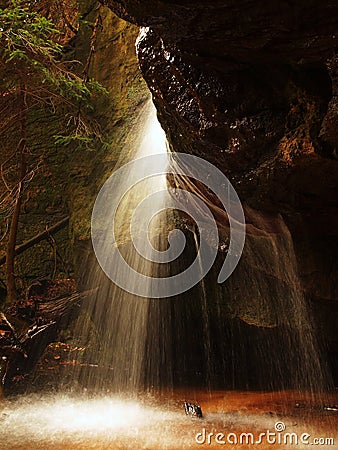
71,99 -> 174,392
0,98 -> 336,449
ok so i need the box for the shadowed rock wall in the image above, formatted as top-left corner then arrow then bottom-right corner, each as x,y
102,0 -> 338,384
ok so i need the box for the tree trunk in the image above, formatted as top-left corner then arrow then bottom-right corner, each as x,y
6,86 -> 28,304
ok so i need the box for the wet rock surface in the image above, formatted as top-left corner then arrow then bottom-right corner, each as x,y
102,0 -> 338,383
102,0 -> 338,225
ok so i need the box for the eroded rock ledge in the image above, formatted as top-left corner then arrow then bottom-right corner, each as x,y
102,1 -> 337,197
101,0 -> 338,381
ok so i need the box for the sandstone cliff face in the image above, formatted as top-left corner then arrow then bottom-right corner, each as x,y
102,0 -> 338,382
0,1 -> 148,285
103,1 -> 337,200
70,1 -> 148,244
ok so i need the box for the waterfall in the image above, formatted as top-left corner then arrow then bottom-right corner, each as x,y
64,99 -> 331,396
67,99 -> 173,392
207,209 -> 331,393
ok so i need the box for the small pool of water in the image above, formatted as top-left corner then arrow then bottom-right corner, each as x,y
0,390 -> 336,449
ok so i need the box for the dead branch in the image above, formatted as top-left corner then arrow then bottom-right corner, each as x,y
0,216 -> 69,266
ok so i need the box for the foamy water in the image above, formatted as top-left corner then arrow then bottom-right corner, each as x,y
0,394 -> 187,449
1,392 -> 336,449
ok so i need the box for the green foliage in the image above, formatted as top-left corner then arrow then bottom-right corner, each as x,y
0,0 -> 108,146
53,134 -> 93,146
0,1 -> 62,79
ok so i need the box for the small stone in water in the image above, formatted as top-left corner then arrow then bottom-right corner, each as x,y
184,402 -> 203,418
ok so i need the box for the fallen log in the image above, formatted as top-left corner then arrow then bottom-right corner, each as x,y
0,288 -> 95,393
0,216 -> 69,267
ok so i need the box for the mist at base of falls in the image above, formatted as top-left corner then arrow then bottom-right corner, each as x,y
1,390 -> 336,450
60,98 -> 332,396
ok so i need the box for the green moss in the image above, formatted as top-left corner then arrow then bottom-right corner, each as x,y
0,1 -> 149,290
69,3 -> 149,243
